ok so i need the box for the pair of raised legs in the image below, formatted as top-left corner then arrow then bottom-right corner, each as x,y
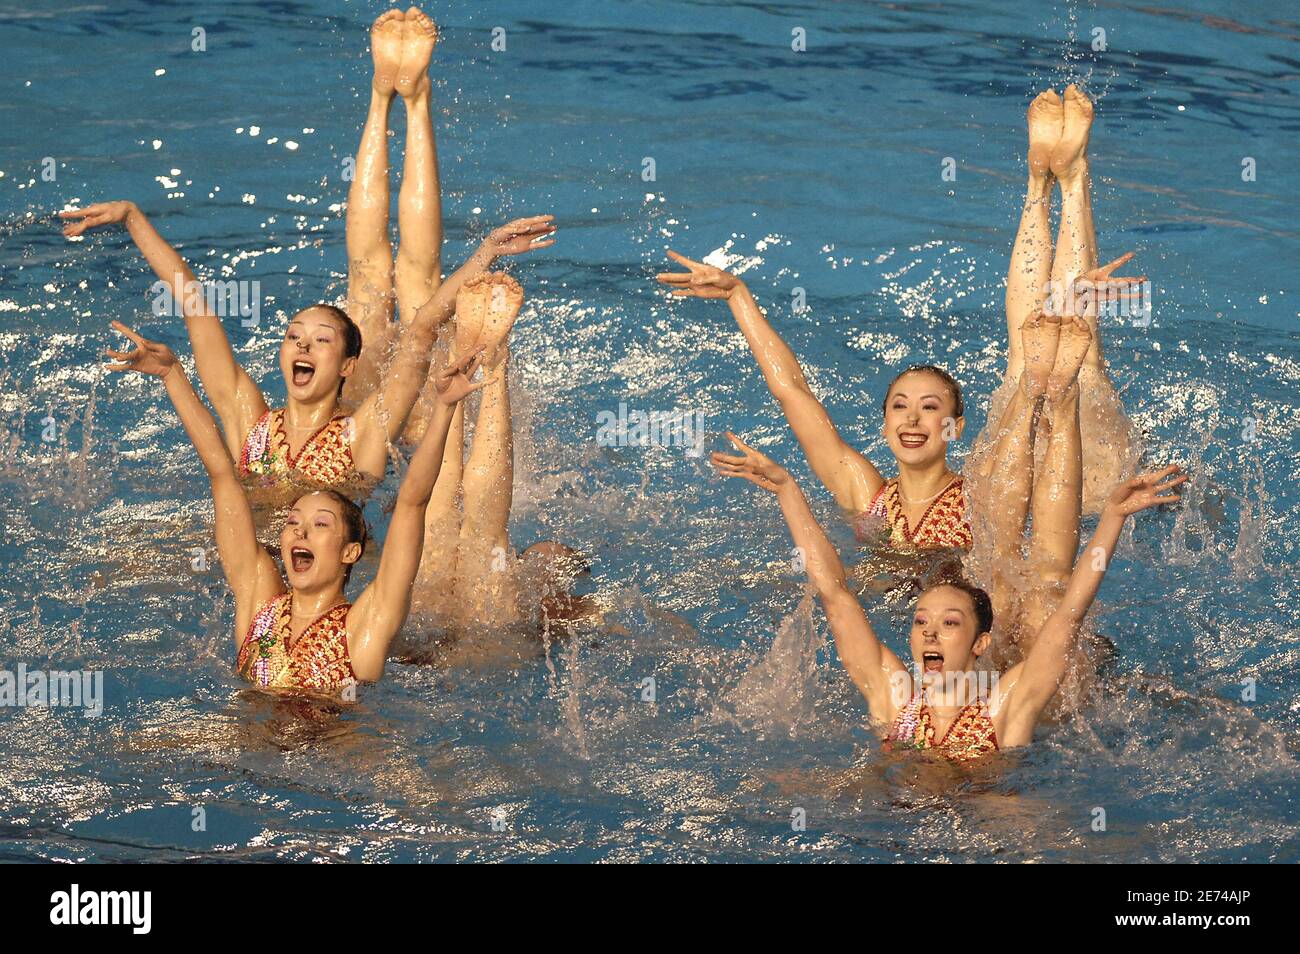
969,85 -> 1143,657
343,7 -> 442,407
414,275 -> 525,629
344,11 -> 583,636
411,278 -> 591,634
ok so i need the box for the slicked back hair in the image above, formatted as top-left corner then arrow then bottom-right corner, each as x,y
922,573 -> 994,637
881,365 -> 964,419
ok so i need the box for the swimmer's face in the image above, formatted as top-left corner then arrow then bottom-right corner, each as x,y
280,493 -> 361,590
280,308 -> 356,404
882,371 -> 963,466
909,585 -> 990,683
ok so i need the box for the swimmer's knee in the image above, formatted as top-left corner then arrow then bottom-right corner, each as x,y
462,457 -> 510,487
349,257 -> 395,297
396,245 -> 438,274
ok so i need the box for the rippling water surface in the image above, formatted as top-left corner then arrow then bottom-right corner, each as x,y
0,0 -> 1297,861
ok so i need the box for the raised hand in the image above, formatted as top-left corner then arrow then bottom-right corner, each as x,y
432,346 -> 490,406
482,215 -> 557,257
711,431 -> 790,492
1105,464 -> 1187,517
104,321 -> 178,378
656,250 -> 742,300
60,201 -> 136,237
1062,251 -> 1147,317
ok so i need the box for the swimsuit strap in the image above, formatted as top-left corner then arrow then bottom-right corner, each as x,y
887,692 -> 930,747
236,592 -> 291,686
238,410 -> 275,475
866,478 -> 894,516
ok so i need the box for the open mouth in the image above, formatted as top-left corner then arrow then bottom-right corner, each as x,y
291,360 -> 315,388
289,546 -> 315,574
898,431 -> 928,449
922,651 -> 944,673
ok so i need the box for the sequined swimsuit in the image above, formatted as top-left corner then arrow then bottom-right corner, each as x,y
883,693 -> 998,763
235,593 -> 355,693
238,408 -> 358,490
854,476 -> 972,550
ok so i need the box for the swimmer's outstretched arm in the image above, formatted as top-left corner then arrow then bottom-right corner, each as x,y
103,322 -> 282,644
350,216 -> 554,468
995,465 -> 1187,745
421,216 -> 555,328
712,432 -> 908,727
660,251 -> 883,513
62,202 -> 267,458
347,349 -> 489,681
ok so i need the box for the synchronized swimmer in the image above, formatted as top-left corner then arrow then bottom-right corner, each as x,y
713,434 -> 1181,759
60,9 -> 1187,764
659,251 -> 973,551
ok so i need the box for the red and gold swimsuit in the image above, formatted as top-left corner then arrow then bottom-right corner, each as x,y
238,408 -> 358,490
883,693 -> 998,763
854,476 -> 972,550
235,593 -> 355,693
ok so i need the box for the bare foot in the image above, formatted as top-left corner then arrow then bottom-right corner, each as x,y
1046,316 -> 1092,397
454,273 -> 523,368
395,6 -> 437,99
1020,312 -> 1061,397
453,280 -> 488,363
371,9 -> 405,97
1050,84 -> 1093,184
478,273 -> 524,367
1026,89 -> 1062,179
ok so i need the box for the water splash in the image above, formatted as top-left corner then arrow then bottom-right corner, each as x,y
541,629 -> 590,760
1229,455 -> 1267,580
718,592 -> 825,739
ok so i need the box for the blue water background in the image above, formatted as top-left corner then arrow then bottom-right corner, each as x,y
0,0 -> 1296,861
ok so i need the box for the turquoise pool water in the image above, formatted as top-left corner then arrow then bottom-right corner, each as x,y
0,0 -> 1296,861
